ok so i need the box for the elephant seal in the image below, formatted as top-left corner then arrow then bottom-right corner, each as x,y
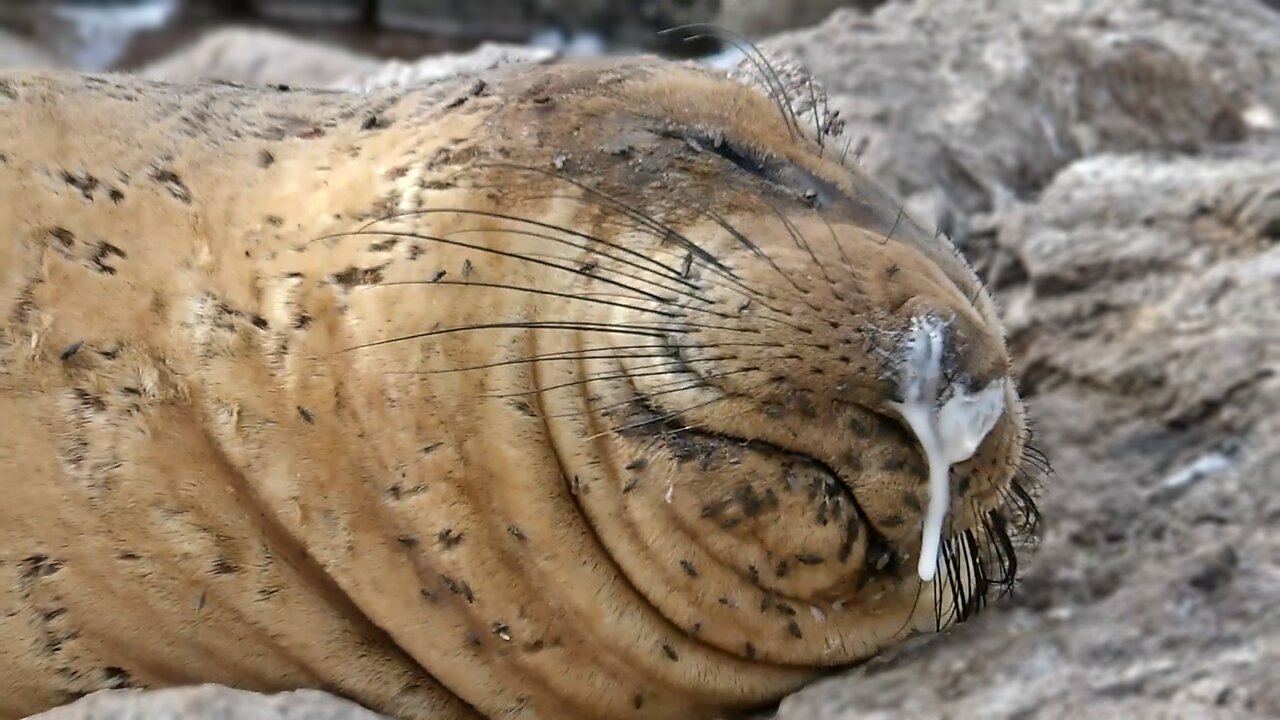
0,57 -> 1045,720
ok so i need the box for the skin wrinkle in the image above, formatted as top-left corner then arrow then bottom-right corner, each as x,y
0,58 -> 1044,720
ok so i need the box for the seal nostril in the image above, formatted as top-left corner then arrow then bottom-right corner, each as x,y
887,315 -> 1007,583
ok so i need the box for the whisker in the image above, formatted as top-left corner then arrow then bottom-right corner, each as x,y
363,280 -> 685,319
661,24 -> 802,139
546,366 -> 766,422
359,206 -> 692,286
436,225 -> 708,301
483,360 -> 755,399
318,229 -> 687,306
380,348 -> 674,376
590,375 -> 781,440
471,163 -> 737,279
338,321 -> 674,354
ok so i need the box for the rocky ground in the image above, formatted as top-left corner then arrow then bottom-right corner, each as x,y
8,0 -> 1280,718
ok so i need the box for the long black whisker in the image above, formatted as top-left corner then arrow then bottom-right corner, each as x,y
472,162 -> 737,279
339,321 -> 673,354
362,280 -> 685,319
378,340 -> 778,377
593,375 -> 781,439
359,206 -> 692,286
318,229 -> 687,307
484,360 -> 754,399
435,225 -> 711,302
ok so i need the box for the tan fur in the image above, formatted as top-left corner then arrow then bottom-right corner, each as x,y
0,59 -> 1036,719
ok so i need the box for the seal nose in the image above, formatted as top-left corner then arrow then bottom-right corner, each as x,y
886,315 -> 1007,583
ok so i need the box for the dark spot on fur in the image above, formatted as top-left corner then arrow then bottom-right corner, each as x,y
211,557 -> 240,575
492,621 -> 512,641
625,458 -> 648,470
101,667 -> 132,689
294,313 -> 312,329
430,270 -> 447,282
369,238 -> 399,252
788,620 -> 804,639
397,536 -> 419,548
149,169 -> 191,204
437,528 -> 463,549
421,442 -> 443,455
49,227 -> 75,249
108,188 -> 124,204
509,400 -> 536,418
900,492 -> 922,513
361,114 -> 382,131
249,315 -> 269,330
419,588 -> 436,603
331,265 -> 385,288
795,553 -> 824,566
508,525 -> 527,542
89,241 -> 126,275
442,575 -> 475,603
297,406 -> 314,424
775,560 -> 789,578
661,644 -> 679,661
117,551 -> 141,561
736,485 -> 763,517
60,341 -> 84,361
72,387 -> 106,412
60,171 -> 99,201
633,693 -> 644,709
745,642 -> 757,659
265,215 -> 283,227
20,555 -> 63,580
700,500 -> 727,519
622,477 -> 640,494
680,560 -> 698,578
0,81 -> 15,101
462,259 -> 474,278
258,150 -> 275,168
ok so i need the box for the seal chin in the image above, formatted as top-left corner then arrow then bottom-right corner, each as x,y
887,314 -> 1007,583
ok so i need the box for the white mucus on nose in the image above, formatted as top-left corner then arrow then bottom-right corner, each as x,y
888,315 -> 1005,583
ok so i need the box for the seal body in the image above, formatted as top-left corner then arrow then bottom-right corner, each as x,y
0,60 -> 1039,719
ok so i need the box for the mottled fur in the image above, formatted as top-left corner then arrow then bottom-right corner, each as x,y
0,59 -> 1039,719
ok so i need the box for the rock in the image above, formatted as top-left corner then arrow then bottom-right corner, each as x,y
773,139 -> 1280,719
0,28 -> 62,69
714,0 -> 885,38
755,0 -> 1280,238
136,27 -> 556,89
372,0 -> 722,50
331,41 -> 558,91
25,685 -> 388,720
137,27 -> 384,86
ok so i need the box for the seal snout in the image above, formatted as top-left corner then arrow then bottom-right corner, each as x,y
886,314 -> 1008,583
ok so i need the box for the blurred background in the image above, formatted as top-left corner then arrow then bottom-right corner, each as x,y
0,0 -> 885,75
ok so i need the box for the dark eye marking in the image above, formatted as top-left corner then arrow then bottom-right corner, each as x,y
657,127 -> 844,212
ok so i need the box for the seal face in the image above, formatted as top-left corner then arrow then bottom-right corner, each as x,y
0,58 -> 1045,720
